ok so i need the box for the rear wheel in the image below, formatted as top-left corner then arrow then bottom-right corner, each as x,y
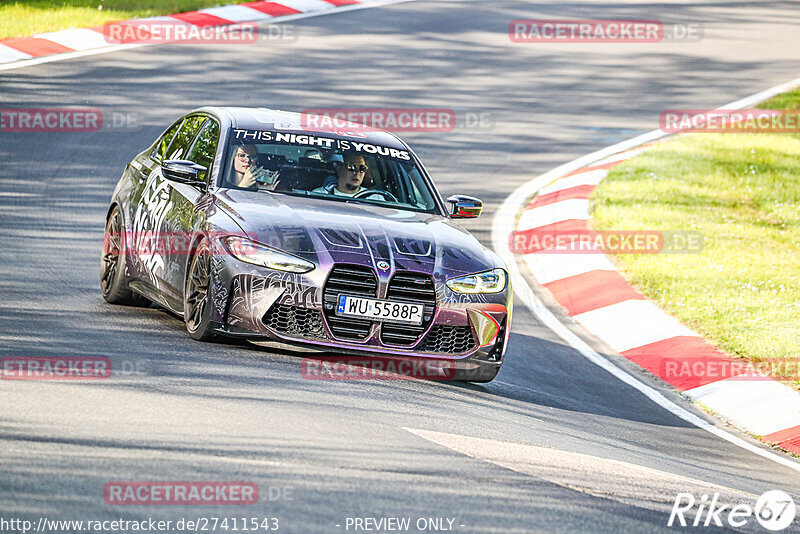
184,240 -> 217,341
101,207 -> 149,306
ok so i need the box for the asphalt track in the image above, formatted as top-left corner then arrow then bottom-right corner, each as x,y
2,1 -> 800,532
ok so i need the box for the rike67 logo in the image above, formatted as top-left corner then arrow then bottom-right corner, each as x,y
669,490 -> 796,531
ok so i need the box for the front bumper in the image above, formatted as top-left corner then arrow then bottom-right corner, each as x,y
211,267 -> 511,365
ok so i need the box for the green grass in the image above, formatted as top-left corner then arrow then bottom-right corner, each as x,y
0,1 -> 253,40
590,93 -> 800,387
759,87 -> 800,111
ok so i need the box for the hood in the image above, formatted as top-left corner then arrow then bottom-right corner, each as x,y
213,189 -> 502,278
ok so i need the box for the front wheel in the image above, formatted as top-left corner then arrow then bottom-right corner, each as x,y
101,207 -> 150,306
184,240 -> 217,341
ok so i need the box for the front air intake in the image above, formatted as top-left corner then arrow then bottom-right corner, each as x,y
420,325 -> 475,354
380,271 -> 436,347
263,303 -> 327,340
322,264 -> 377,341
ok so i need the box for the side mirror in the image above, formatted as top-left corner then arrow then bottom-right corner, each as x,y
447,195 -> 483,219
162,160 -> 208,190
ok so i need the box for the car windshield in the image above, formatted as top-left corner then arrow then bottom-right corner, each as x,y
220,129 -> 440,213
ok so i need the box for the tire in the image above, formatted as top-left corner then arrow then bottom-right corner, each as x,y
101,207 -> 150,306
184,239 -> 217,341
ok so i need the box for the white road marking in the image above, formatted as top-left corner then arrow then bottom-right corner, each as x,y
404,427 -> 757,511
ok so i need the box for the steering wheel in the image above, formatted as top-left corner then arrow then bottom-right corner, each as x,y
353,189 -> 398,202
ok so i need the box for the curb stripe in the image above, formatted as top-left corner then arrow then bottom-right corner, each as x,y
516,198 -> 589,231
0,0 -> 407,72
525,252 -> 616,286
684,378 -> 800,437
538,169 -> 608,196
764,425 -> 800,444
573,300 -> 698,354
777,438 -> 800,455
514,131 -> 800,458
0,0 -> 369,65
171,11 -> 237,27
241,1 -> 303,16
198,5 -> 276,21
592,146 -> 651,166
495,76 -> 800,471
0,44 -> 32,62
2,37 -> 75,57
528,184 -> 597,209
33,28 -> 109,51
621,336 -> 742,391
99,22 -> 155,45
763,426 -> 800,454
543,270 -> 645,316
277,0 -> 338,11
511,219 -> 589,254
561,160 -> 624,178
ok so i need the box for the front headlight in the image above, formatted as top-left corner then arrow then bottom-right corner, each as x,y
222,236 -> 315,273
446,268 -> 507,294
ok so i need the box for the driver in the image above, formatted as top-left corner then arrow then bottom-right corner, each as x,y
313,152 -> 379,197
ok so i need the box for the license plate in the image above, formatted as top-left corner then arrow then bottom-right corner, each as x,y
337,295 -> 423,325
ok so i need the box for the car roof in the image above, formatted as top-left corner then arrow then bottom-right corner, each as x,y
194,106 -> 409,150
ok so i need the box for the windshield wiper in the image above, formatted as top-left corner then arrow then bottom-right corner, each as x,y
343,197 -> 380,206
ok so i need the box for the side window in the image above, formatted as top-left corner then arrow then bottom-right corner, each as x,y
165,116 -> 206,161
186,119 -> 220,183
152,119 -> 183,161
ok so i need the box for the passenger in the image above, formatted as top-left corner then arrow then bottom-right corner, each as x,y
231,144 -> 274,189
